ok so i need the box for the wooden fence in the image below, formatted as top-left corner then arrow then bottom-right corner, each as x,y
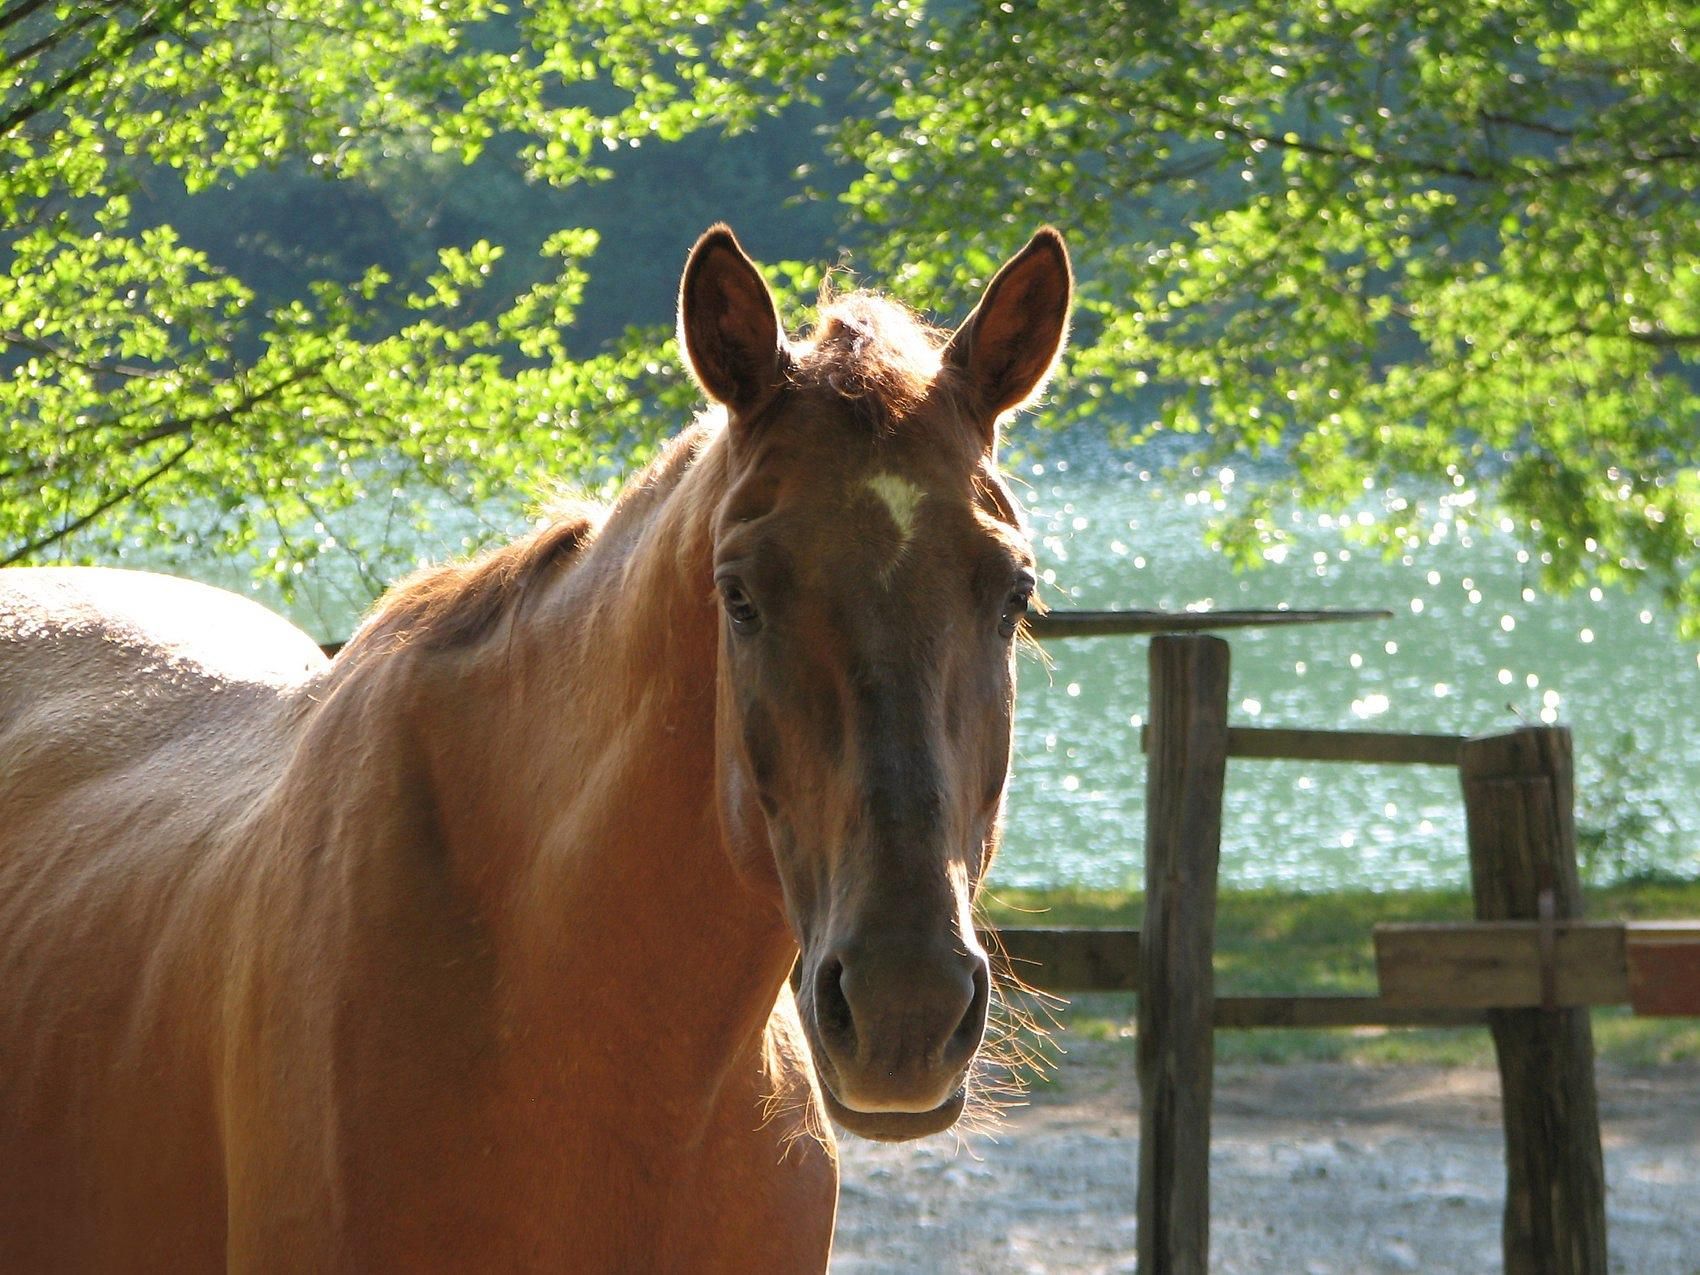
996,624 -> 1700,1275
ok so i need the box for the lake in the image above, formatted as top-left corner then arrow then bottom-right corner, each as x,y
125,428 -> 1700,893
1003,430 -> 1700,892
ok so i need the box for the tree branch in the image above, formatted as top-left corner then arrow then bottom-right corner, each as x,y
1,438 -> 193,565
0,3 -> 112,77
0,329 -> 182,381
1479,111 -> 1578,141
0,355 -> 329,485
0,0 -> 64,36
0,0 -> 192,136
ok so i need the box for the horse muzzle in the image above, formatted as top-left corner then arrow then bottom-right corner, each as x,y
799,934 -> 990,1142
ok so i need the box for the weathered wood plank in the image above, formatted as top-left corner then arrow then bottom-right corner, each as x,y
1213,995 -> 1487,1029
1227,727 -> 1463,766
991,927 -> 1138,991
1626,922 -> 1700,1016
1138,634 -> 1230,1275
1374,921 -> 1629,1009
989,928 -> 1487,1023
1462,727 -> 1608,1275
1140,724 -> 1464,765
1027,608 -> 1390,639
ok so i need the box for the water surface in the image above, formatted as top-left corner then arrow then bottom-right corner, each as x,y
1004,432 -> 1700,891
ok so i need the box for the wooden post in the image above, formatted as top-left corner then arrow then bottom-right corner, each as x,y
1137,634 -> 1230,1275
1460,727 -> 1608,1275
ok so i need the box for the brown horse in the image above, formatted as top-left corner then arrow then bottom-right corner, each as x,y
0,225 -> 1071,1272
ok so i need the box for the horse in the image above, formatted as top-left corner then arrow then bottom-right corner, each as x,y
0,224 -> 1071,1272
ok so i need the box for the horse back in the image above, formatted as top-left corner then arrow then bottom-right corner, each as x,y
0,567 -> 326,1270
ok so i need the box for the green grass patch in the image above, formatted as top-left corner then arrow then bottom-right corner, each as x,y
983,879 -> 1700,1068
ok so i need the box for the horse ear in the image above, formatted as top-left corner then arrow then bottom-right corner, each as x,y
678,224 -> 785,415
944,228 -> 1072,437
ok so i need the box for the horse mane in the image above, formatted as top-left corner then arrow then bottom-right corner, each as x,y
341,506 -> 600,657
789,290 -> 964,430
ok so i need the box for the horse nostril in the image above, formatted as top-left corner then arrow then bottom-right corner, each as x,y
813,956 -> 855,1053
945,958 -> 991,1066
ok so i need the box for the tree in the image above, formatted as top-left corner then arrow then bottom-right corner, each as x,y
11,2 -> 1700,633
678,0 -> 1700,629
0,0 -> 794,596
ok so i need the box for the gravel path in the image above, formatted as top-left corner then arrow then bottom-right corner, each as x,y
831,1046 -> 1700,1274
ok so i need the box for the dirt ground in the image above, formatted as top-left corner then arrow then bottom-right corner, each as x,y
830,1043 -> 1700,1274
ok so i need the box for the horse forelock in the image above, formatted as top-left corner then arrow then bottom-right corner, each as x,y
789,292 -> 967,436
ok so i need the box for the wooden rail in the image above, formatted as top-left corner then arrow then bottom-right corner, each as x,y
991,921 -> 1700,1018
1139,724 -> 1466,765
990,926 -> 1492,1027
994,926 -> 1138,991
1027,607 -> 1391,639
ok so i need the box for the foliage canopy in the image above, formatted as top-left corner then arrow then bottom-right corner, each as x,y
5,0 -> 1700,630
683,0 -> 1700,627
1,0 -> 734,597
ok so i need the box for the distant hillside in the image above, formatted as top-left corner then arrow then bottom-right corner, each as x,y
131,93 -> 856,358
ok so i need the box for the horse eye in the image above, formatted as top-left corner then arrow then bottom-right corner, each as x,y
718,579 -> 762,635
999,573 -> 1035,639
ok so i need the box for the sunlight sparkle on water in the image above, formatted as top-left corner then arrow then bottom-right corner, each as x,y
923,433 -> 1700,890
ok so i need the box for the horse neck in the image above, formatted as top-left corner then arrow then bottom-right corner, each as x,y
404,426 -> 795,1080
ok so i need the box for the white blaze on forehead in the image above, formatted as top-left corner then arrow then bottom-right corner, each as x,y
864,472 -> 925,546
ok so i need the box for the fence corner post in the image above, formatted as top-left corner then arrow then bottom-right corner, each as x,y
1137,634 -> 1230,1275
1460,725 -> 1608,1275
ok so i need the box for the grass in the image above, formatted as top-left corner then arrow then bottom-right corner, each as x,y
980,879 -> 1700,1069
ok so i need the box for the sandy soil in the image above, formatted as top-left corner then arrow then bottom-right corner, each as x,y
831,1043 -> 1700,1274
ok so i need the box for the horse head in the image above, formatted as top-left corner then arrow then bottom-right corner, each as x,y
679,226 -> 1071,1141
